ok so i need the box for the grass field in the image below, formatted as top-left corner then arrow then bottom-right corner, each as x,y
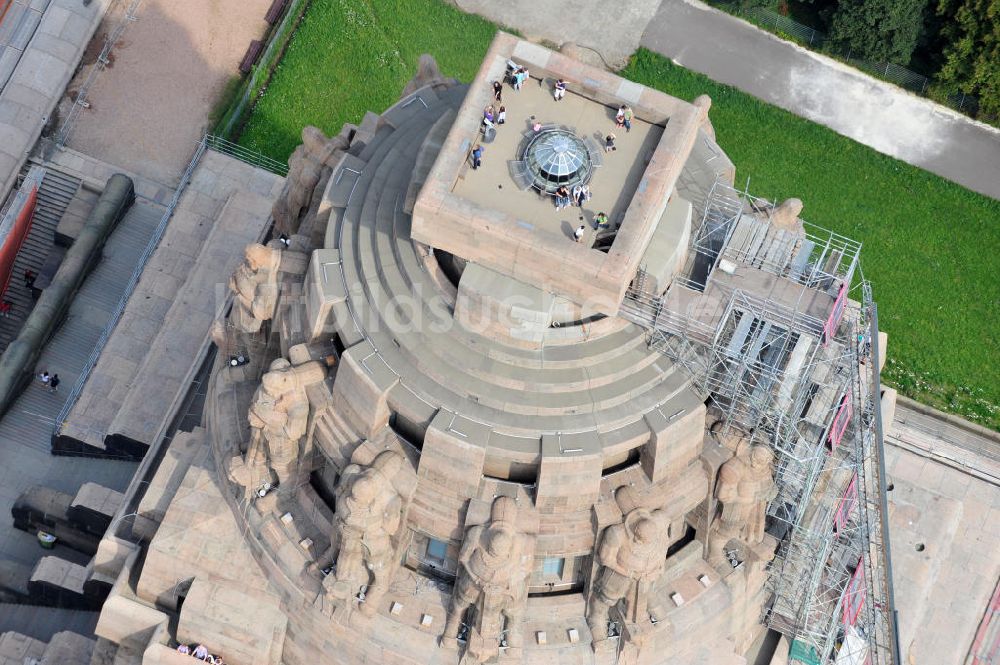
238,0 -> 1000,430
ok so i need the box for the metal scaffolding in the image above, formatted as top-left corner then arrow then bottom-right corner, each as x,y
620,182 -> 899,665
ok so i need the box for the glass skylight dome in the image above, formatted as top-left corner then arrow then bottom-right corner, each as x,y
522,128 -> 593,193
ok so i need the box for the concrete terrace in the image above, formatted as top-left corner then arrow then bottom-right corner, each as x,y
453,76 -> 663,239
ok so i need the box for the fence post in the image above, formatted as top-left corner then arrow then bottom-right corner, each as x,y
920,78 -> 927,94
809,30 -> 814,46
884,62 -> 890,77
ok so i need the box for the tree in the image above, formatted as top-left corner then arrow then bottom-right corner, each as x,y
932,0 -> 1000,118
827,0 -> 930,63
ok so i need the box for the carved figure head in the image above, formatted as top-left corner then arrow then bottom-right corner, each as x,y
749,445 -> 774,469
486,527 -> 514,557
490,496 -> 518,524
633,517 -> 658,545
351,474 -> 378,503
244,244 -> 279,272
261,359 -> 295,395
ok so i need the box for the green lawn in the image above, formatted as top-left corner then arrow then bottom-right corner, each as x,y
238,0 -> 497,162
238,0 -> 1000,429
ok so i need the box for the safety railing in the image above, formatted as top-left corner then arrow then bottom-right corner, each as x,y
52,136 -> 209,436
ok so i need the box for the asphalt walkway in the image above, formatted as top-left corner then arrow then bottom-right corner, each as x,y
457,0 -> 1000,200
639,0 -> 1000,200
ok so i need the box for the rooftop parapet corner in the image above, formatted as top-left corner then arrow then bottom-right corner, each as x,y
412,32 -> 708,316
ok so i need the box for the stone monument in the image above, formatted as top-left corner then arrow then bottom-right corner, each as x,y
442,497 -> 533,663
587,486 -> 671,647
87,34 -> 888,665
232,357 -> 323,490
271,126 -> 351,235
322,450 -> 406,617
229,243 -> 282,334
708,444 -> 779,570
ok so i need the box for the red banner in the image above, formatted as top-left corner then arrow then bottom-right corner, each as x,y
0,185 -> 38,298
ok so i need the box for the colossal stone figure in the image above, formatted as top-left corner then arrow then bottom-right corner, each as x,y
708,444 -> 778,569
587,486 -> 671,645
401,54 -> 455,97
229,243 -> 282,334
324,450 -> 405,617
768,197 -> 803,231
272,126 -> 351,235
240,358 -> 320,489
442,497 -> 532,662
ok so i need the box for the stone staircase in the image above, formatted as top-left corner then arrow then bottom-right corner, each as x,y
0,628 -> 94,665
0,167 -> 81,351
319,82 -> 701,453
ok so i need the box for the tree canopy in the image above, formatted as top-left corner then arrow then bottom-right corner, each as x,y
932,0 -> 1000,118
827,0 -> 930,62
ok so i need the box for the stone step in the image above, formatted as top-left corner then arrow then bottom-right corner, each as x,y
320,83 -> 702,448
354,111 -> 674,399
403,107 -> 456,214
105,188 -> 276,456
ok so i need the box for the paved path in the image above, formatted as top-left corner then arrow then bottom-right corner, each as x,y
456,0 -> 1000,199
63,0 -> 271,185
639,0 -> 1000,200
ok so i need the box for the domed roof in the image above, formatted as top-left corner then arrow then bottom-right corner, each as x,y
522,128 -> 593,192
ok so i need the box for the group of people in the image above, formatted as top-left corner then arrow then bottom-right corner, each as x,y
573,212 -> 610,244
482,104 -> 506,129
615,104 -> 634,132
553,184 -> 592,211
470,69 -> 628,244
38,371 -> 60,393
175,643 -> 225,664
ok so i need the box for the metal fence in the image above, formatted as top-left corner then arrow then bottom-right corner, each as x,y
213,0 -> 311,139
205,135 -> 288,176
54,0 -> 143,148
52,134 -> 284,436
736,5 -> 987,120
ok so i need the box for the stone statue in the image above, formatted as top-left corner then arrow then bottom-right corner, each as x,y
401,54 -> 457,97
441,497 -> 532,662
587,486 -> 671,644
324,450 -> 405,617
272,126 -> 351,235
242,358 -> 320,488
768,198 -> 803,231
229,244 -> 282,334
708,444 -> 778,569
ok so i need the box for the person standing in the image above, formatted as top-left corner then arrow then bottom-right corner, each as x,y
23,270 -> 36,289
49,374 -> 60,393
493,80 -> 503,102
615,105 -> 626,128
471,145 -> 483,170
555,186 -> 570,211
576,185 -> 590,208
497,106 -> 506,125
623,105 -> 634,132
573,224 -> 586,243
605,133 -> 616,153
553,79 -> 567,101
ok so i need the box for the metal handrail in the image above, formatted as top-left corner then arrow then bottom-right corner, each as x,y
205,135 -> 288,176
54,0 -> 143,148
53,137 -> 209,435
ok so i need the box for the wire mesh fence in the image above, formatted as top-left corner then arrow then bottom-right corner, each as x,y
732,5 -> 990,122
